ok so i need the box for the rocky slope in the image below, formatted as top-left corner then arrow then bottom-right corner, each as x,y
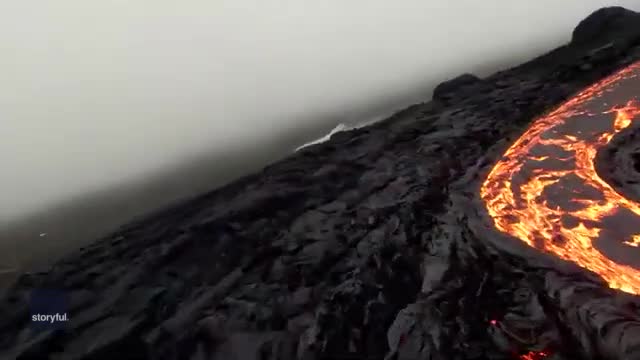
2,6 -> 640,360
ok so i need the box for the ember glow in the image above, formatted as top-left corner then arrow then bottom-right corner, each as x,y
481,61 -> 640,294
519,350 -> 549,360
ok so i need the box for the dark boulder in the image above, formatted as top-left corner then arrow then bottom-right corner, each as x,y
571,6 -> 640,45
432,73 -> 481,103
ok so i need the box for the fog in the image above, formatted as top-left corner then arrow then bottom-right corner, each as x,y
2,1 -> 639,275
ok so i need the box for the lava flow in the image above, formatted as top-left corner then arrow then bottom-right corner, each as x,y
481,61 -> 640,294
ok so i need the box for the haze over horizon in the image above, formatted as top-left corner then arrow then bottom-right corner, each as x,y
2,1 -> 640,272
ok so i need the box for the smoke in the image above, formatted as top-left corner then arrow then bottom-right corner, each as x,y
1,1 -> 639,273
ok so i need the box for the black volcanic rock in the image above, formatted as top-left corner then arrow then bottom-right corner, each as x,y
2,7 -> 640,360
571,6 -> 640,45
432,73 -> 481,104
597,123 -> 640,203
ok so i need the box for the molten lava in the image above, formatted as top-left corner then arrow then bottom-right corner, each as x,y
519,350 -> 549,360
481,61 -> 640,294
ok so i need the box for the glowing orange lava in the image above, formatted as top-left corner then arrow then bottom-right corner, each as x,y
519,350 -> 549,360
481,61 -> 640,295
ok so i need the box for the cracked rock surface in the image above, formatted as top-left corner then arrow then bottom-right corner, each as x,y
2,6 -> 640,360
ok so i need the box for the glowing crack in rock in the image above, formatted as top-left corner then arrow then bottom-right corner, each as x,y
519,350 -> 550,360
481,61 -> 640,295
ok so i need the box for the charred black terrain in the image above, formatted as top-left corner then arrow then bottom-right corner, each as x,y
2,7 -> 640,360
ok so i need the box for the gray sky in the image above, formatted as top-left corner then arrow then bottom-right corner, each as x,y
2,1 -> 640,222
